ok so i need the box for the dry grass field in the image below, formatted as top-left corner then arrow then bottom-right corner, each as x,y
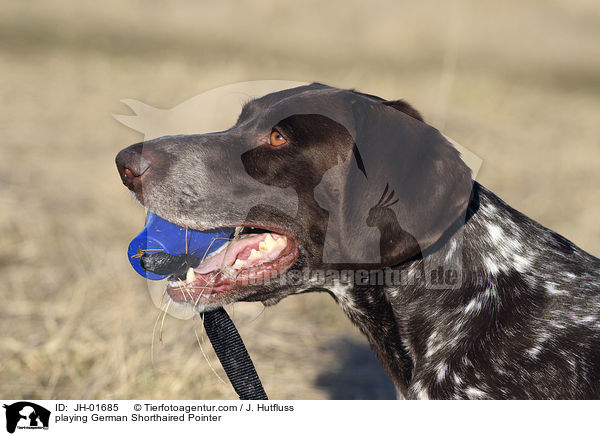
1,0 -> 599,399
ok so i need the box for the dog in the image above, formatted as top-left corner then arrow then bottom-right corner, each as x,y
116,83 -> 600,399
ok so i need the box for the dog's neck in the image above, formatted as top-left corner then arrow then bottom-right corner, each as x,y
328,183 -> 598,398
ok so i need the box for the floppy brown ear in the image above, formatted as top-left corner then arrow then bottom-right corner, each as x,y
320,95 -> 473,267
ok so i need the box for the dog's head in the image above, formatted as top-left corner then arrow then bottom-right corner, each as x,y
116,83 -> 472,309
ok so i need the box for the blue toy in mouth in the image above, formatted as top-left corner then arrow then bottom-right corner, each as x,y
128,211 -> 234,280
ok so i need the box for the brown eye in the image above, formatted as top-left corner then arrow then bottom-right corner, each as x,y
269,129 -> 287,147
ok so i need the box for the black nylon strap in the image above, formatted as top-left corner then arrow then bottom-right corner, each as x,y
203,308 -> 268,400
140,252 -> 268,400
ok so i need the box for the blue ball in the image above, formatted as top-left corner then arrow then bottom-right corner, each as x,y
128,212 -> 234,280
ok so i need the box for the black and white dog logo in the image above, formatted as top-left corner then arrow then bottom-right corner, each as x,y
3,402 -> 50,434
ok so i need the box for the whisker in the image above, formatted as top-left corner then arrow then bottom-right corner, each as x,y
151,298 -> 171,367
158,299 -> 170,342
194,312 -> 227,385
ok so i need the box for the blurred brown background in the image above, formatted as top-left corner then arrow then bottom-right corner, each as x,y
1,0 -> 599,399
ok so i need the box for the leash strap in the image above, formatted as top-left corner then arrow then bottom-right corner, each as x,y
140,252 -> 268,400
203,308 -> 268,400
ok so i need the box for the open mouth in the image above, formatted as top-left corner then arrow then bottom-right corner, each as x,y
166,228 -> 298,305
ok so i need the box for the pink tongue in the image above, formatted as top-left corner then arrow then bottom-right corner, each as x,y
194,251 -> 227,274
194,234 -> 265,274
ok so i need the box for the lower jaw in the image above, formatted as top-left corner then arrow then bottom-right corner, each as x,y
166,271 -> 277,304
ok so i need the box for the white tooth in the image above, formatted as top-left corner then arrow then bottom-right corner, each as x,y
264,234 -> 276,250
259,241 -> 267,251
233,259 -> 245,268
276,235 -> 287,246
186,267 -> 196,283
248,248 -> 262,260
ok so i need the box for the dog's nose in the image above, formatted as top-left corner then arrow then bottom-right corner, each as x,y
115,143 -> 151,191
